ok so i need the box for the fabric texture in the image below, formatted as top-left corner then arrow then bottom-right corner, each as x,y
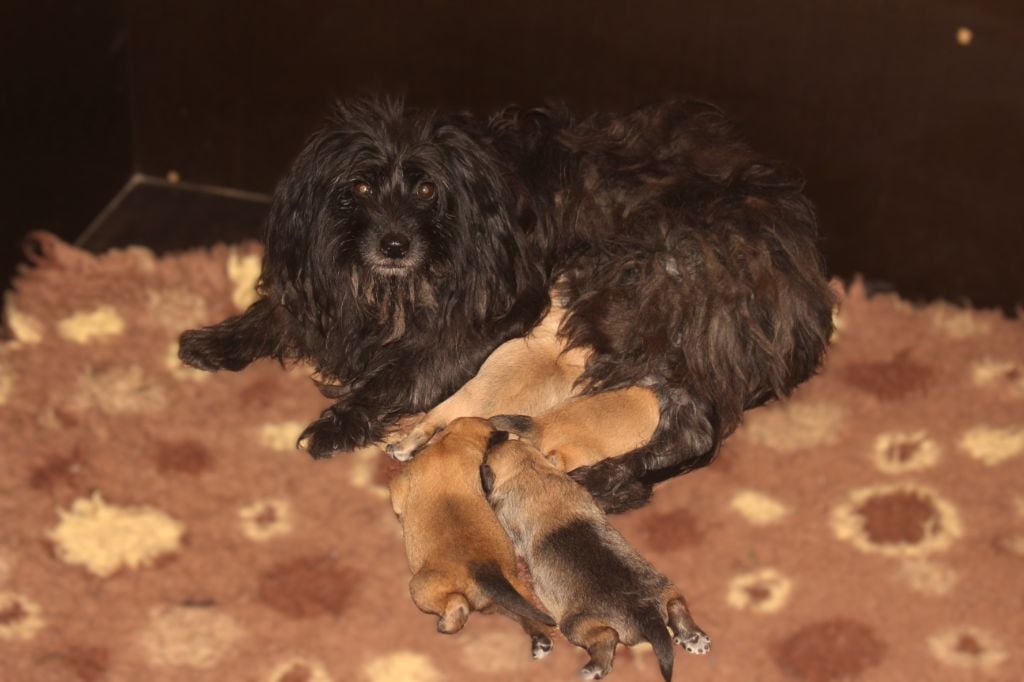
1,234 -> 1022,681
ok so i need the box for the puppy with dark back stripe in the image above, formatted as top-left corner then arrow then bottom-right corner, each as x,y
480,433 -> 710,681
489,385 -> 660,472
389,417 -> 555,656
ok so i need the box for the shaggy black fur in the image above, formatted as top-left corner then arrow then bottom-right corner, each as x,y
179,97 -> 835,513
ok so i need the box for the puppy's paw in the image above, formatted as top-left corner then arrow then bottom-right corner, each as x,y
386,425 -> 436,462
675,629 -> 711,655
580,661 -> 611,680
178,328 -> 250,372
531,634 -> 553,660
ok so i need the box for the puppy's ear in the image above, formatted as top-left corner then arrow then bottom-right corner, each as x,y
489,415 -> 536,440
486,429 -> 509,450
479,464 -> 496,496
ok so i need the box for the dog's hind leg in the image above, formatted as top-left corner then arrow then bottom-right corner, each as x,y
569,385 -> 716,513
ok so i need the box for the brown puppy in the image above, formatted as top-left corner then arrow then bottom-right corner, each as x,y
387,301 -> 588,462
389,417 -> 556,656
490,386 -> 660,472
480,435 -> 710,681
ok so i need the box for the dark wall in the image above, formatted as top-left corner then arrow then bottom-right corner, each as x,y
0,0 -> 133,288
122,0 -> 1024,310
4,1 -> 1022,309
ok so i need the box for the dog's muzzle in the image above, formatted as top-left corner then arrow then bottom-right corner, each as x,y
380,232 -> 410,259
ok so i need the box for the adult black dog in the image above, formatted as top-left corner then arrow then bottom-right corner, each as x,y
179,97 -> 834,512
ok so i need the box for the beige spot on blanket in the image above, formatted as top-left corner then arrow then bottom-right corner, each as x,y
0,592 -> 45,641
727,568 -> 793,613
3,296 -> 44,344
72,364 -> 167,414
363,652 -> 442,682
57,306 -> 125,343
730,490 -> 789,525
959,425 -> 1024,466
927,626 -> 1007,670
972,358 -> 1024,397
830,483 -> 962,557
228,249 -> 262,310
930,305 -> 992,338
267,658 -> 333,682
239,498 -> 294,541
741,401 -> 845,451
0,363 -> 13,405
259,421 -> 306,452
139,605 -> 243,669
871,431 -> 941,473
146,287 -> 208,331
47,493 -> 185,577
894,559 -> 959,596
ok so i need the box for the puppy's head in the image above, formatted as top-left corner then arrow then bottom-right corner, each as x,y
479,432 -> 554,501
392,417 -> 498,519
261,97 -> 542,342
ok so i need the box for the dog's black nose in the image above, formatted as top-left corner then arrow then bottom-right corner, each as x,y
380,232 -> 410,259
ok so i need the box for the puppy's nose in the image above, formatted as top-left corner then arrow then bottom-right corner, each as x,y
379,232 -> 410,259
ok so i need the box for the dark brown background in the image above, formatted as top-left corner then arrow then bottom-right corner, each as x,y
3,0 -> 1023,310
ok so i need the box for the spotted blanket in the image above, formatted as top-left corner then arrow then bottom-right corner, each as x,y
1,234 -> 1021,681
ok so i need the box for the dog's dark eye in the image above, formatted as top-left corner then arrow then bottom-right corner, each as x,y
416,182 -> 436,200
353,181 -> 373,196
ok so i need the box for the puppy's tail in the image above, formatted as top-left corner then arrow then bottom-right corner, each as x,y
470,563 -> 556,627
638,606 -> 675,682
489,414 -> 541,441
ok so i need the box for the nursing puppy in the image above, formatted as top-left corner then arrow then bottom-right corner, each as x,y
490,386 -> 660,472
480,435 -> 710,681
387,300 -> 588,462
389,417 -> 555,656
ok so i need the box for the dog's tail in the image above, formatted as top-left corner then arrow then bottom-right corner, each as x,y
470,562 -> 556,627
638,606 -> 675,682
489,414 -> 540,441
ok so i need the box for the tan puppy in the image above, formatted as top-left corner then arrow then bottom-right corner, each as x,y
490,386 -> 659,472
480,436 -> 710,681
389,417 -> 556,656
387,302 -> 588,461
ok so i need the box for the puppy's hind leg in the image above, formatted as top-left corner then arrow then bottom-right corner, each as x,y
409,571 -> 472,634
664,590 -> 711,656
437,593 -> 472,634
563,615 -> 619,680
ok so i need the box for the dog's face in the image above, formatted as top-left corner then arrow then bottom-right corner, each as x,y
261,98 -> 539,346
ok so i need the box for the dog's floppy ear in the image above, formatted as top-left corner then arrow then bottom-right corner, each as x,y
479,464 -> 496,496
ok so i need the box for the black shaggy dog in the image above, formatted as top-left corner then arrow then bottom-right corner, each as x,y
179,97 -> 835,512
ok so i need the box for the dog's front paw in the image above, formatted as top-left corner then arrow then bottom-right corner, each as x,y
300,407 -> 378,459
178,328 -> 250,372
